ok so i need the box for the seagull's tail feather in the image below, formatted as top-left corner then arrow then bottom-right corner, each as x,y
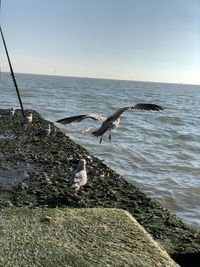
92,127 -> 107,137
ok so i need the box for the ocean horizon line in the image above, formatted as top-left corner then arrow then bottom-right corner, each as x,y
1,71 -> 200,87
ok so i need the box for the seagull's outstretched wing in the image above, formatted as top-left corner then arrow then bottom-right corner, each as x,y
102,103 -> 163,123
56,113 -> 106,124
132,103 -> 164,111
107,106 -> 133,121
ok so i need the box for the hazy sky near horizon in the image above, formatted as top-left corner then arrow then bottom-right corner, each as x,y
0,0 -> 200,84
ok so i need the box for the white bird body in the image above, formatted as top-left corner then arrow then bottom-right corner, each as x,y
10,107 -> 15,116
69,159 -> 87,191
9,107 -> 15,116
23,113 -> 33,125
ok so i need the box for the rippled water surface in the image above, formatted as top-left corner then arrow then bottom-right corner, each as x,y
1,72 -> 200,230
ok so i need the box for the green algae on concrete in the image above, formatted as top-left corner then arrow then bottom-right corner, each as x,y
0,208 -> 179,267
0,109 -> 200,264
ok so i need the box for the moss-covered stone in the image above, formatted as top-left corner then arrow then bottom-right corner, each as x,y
0,109 -> 200,265
0,208 -> 179,267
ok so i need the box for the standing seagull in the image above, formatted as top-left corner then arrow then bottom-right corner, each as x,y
9,107 -> 15,116
69,159 -> 87,191
0,107 -> 15,117
92,103 -> 164,143
23,112 -> 33,125
36,124 -> 51,137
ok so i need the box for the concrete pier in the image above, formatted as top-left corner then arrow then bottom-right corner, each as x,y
0,109 -> 200,266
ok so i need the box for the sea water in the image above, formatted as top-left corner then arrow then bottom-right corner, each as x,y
1,72 -> 200,230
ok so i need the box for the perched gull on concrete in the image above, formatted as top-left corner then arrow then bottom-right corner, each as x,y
36,124 -> 51,137
0,107 -> 15,117
92,103 -> 164,143
23,112 -> 33,125
69,159 -> 87,191
9,107 -> 15,116
56,113 -> 106,124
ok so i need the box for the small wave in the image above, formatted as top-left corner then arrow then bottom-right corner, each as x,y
157,115 -> 184,125
176,132 -> 199,141
170,164 -> 200,174
163,177 -> 179,186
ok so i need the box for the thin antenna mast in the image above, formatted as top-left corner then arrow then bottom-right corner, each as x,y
0,0 -> 25,118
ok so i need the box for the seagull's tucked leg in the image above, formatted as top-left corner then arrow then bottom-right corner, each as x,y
100,136 -> 103,144
109,130 -> 112,141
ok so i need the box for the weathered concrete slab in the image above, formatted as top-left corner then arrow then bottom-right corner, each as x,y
0,208 -> 179,267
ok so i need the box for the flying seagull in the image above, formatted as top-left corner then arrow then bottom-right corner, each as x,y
92,103 -> 164,143
55,103 -> 163,143
36,124 -> 51,137
69,159 -> 87,191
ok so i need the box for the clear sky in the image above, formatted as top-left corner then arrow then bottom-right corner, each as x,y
0,0 -> 200,84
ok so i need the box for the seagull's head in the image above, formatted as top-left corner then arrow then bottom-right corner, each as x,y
27,112 -> 32,117
78,159 -> 86,168
10,107 -> 15,115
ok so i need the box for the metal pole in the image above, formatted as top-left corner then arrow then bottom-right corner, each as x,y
0,27 -> 26,118
0,1 -> 25,118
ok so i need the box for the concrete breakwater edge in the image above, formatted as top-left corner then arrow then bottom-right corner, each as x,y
0,109 -> 200,266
